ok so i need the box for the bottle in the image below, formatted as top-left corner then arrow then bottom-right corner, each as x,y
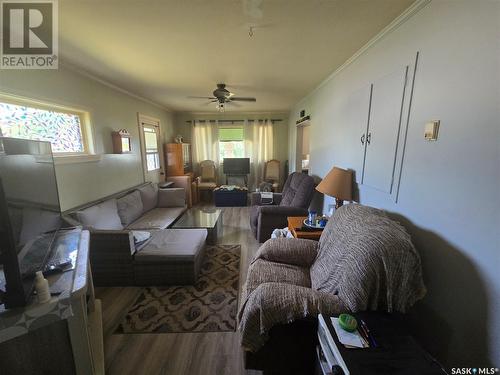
35,271 -> 51,304
308,210 -> 316,225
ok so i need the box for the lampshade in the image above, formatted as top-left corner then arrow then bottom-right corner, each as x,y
316,167 -> 353,201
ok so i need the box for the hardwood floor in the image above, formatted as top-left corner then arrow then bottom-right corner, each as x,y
96,206 -> 263,375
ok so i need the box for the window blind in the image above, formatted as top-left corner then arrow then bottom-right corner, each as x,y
219,127 -> 244,141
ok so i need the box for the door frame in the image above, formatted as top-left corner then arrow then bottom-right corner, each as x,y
295,119 -> 311,173
137,113 -> 165,183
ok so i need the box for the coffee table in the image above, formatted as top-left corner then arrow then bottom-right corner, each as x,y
172,208 -> 222,245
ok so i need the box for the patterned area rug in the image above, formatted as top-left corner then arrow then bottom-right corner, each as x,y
116,244 -> 241,334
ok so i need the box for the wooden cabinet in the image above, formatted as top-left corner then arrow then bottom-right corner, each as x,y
165,143 -> 192,176
112,129 -> 132,154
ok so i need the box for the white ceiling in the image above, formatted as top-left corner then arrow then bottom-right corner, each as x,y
59,0 -> 415,113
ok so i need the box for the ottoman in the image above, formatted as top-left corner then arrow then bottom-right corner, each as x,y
133,229 -> 207,285
214,188 -> 248,207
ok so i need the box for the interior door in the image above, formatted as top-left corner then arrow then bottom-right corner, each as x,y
362,66 -> 409,193
138,115 -> 164,183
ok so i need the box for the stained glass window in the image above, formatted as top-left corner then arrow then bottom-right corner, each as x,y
0,102 -> 85,153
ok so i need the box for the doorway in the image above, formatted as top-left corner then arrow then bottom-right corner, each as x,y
295,120 -> 311,174
138,114 -> 164,183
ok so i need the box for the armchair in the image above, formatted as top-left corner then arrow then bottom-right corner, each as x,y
239,204 -> 427,374
250,172 -> 315,242
263,159 -> 281,192
197,160 -> 217,202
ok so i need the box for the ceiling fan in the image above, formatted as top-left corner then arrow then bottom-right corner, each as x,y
188,83 -> 256,111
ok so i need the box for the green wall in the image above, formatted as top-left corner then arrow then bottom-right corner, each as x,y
0,65 -> 174,210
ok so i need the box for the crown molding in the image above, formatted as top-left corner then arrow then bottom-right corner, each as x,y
59,60 -> 172,112
295,0 -> 432,108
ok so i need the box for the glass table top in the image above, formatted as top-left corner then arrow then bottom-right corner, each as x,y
172,208 -> 221,229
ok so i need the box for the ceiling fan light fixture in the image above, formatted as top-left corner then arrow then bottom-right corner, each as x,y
216,102 -> 225,112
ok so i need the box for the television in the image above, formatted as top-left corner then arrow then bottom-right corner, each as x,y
0,138 -> 62,308
223,158 -> 250,175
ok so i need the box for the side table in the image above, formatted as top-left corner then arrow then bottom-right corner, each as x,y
287,216 -> 323,241
316,312 -> 446,375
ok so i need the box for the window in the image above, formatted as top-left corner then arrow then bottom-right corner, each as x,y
219,127 -> 245,160
0,100 -> 88,154
143,125 -> 160,171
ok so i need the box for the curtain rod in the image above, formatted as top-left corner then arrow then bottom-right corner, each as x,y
185,119 -> 282,124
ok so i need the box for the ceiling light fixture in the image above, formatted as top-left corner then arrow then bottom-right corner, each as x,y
216,102 -> 225,112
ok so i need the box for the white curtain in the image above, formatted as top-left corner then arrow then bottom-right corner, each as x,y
246,119 -> 274,190
191,120 -> 219,176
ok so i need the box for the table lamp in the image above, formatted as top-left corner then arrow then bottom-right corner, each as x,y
316,166 -> 353,209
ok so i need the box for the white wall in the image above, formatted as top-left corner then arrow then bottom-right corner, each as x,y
288,0 -> 499,367
0,65 -> 174,210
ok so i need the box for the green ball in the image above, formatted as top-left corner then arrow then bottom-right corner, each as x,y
338,313 -> 358,332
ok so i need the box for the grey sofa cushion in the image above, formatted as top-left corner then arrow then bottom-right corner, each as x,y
135,229 -> 207,263
126,207 -> 186,230
158,188 -> 185,208
116,190 -> 144,226
279,172 -> 315,208
138,183 -> 158,213
76,199 -> 124,230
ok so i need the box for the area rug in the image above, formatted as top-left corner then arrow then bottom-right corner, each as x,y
116,244 -> 241,334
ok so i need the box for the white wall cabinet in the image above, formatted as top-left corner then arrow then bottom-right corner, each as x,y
343,84 -> 372,183
362,65 -> 409,193
355,55 -> 417,201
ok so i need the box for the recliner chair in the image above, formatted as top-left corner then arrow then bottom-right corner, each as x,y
250,172 -> 315,242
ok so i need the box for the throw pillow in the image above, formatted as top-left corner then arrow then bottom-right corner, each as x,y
138,183 -> 158,213
76,199 -> 124,230
116,190 -> 144,226
157,188 -> 185,208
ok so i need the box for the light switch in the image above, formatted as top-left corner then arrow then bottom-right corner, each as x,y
424,120 -> 440,141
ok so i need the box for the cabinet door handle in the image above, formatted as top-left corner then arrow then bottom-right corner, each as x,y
360,134 -> 365,145
366,133 -> 372,145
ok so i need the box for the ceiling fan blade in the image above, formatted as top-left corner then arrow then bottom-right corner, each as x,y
230,97 -> 256,102
201,100 -> 218,106
187,96 -> 216,99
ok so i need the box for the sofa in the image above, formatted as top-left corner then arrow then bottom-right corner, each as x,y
64,182 -> 207,286
250,172 -> 315,242
239,203 -> 427,374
